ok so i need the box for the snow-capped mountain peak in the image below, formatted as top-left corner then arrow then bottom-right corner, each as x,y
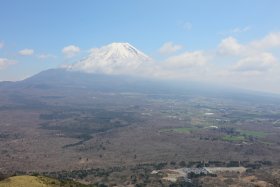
67,42 -> 152,74
100,42 -> 150,60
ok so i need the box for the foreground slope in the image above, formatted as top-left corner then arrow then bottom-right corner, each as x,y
0,175 -> 87,187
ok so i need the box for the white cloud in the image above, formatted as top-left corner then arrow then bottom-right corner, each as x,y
178,21 -> 192,31
163,51 -> 208,69
151,50 -> 213,81
0,58 -> 16,69
218,37 -> 244,56
219,26 -> 251,36
37,53 -> 56,59
19,48 -> 34,56
183,22 -> 192,30
62,45 -> 80,57
218,32 -> 280,57
250,32 -> 280,49
231,26 -> 251,33
159,42 -> 183,55
232,52 -> 277,73
157,32 -> 280,92
0,42 -> 4,49
212,32 -> 280,92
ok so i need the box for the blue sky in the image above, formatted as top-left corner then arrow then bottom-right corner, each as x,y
1,0 -> 280,92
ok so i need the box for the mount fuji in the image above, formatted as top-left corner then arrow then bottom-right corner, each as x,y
67,42 -> 153,75
0,42 -> 259,98
0,43 -> 171,93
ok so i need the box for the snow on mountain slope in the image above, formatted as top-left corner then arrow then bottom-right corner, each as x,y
67,43 -> 153,75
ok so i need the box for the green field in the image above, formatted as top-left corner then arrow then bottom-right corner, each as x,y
222,130 -> 268,142
160,127 -> 196,133
238,130 -> 267,138
173,127 -> 193,133
222,135 -> 245,141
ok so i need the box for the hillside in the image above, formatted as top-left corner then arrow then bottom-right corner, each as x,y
0,175 -> 88,187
